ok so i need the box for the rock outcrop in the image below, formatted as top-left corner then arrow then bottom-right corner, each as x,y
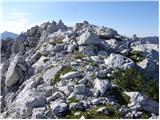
1,20 -> 159,119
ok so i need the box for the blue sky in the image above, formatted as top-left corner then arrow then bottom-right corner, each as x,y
2,1 -> 158,37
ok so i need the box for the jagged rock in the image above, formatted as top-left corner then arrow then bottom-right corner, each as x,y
104,53 -> 135,69
96,26 -> 118,38
77,31 -> 101,45
125,92 -> 159,114
93,78 -> 110,97
67,44 -> 76,53
58,86 -> 73,97
90,56 -> 103,63
47,23 -> 58,34
31,107 -> 46,119
69,102 -> 84,110
50,99 -> 68,117
39,44 -> 54,56
60,71 -> 82,80
5,55 -> 20,87
39,22 -> 50,33
46,91 -> 64,103
79,46 -> 95,56
74,84 -> 86,95
28,52 -> 42,65
57,20 -> 67,30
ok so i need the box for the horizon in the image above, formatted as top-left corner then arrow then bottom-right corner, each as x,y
1,1 -> 158,37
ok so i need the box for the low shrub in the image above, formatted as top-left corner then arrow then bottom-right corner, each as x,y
108,86 -> 130,105
112,68 -> 159,102
127,50 -> 144,63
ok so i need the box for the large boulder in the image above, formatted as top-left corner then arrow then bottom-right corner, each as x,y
125,92 -> 159,114
5,55 -> 20,87
50,99 -> 68,117
93,78 -> 110,97
104,53 -> 135,69
77,31 -> 101,45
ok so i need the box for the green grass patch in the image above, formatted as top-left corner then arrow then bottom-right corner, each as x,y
49,38 -> 63,46
90,62 -> 98,67
84,104 -> 121,119
91,73 -> 96,79
51,66 -> 73,85
73,51 -> 86,59
62,104 -> 121,119
68,97 -> 80,103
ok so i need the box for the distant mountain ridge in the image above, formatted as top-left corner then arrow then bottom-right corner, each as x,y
1,31 -> 18,40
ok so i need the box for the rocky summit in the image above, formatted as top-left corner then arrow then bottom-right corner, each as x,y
0,20 -> 159,119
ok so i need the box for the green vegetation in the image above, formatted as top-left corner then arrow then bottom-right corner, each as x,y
127,50 -> 144,63
139,110 -> 150,119
73,51 -> 86,59
91,73 -> 96,79
51,66 -> 73,85
62,110 -> 85,119
108,86 -> 130,105
49,38 -> 63,45
68,97 -> 80,103
62,104 -> 121,119
90,62 -> 98,67
112,68 -> 159,102
84,104 -> 121,119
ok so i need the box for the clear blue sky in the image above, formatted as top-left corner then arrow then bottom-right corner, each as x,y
2,1 -> 158,37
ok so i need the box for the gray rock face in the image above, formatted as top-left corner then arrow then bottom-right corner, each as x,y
93,78 -> 110,97
104,53 -> 135,69
125,92 -> 159,114
50,100 -> 68,117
